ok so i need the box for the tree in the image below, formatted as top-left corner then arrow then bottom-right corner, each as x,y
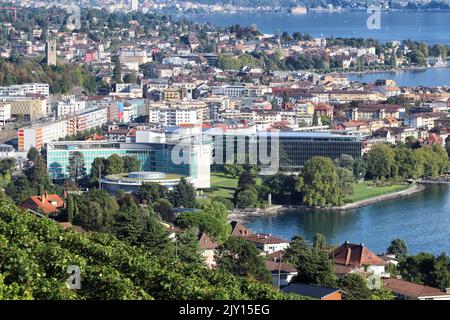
216,236 -> 272,284
430,253 -> 450,290
67,151 -> 87,182
112,60 -> 122,83
140,182 -> 169,205
106,154 -> 125,175
223,163 -> 243,178
5,176 -> 34,204
236,188 -> 258,208
90,157 -> 107,186
339,273 -> 373,300
285,235 -> 337,288
123,156 -> 141,173
387,239 -> 408,260
123,71 -> 138,84
296,157 -> 342,207
29,154 -> 48,188
366,144 -> 397,180
336,167 -> 354,198
27,147 -> 40,162
313,233 -> 326,250
113,199 -> 144,245
170,177 -> 196,208
154,198 -> 175,223
237,170 -> 256,190
140,208 -> 173,257
176,201 -> 230,243
66,194 -> 74,222
395,147 -> 423,179
175,228 -> 203,266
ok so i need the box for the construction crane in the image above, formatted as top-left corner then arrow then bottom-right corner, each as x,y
0,6 -> 17,22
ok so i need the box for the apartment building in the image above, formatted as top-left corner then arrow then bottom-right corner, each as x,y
18,107 -> 108,151
0,83 -> 49,98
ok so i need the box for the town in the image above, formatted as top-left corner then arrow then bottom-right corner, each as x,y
0,2 -> 449,301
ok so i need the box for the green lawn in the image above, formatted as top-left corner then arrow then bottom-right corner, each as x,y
202,172 -> 263,200
345,181 -> 412,203
205,172 -> 239,199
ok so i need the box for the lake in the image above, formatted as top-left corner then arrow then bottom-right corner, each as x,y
246,185 -> 450,255
346,67 -> 450,87
186,11 -> 450,44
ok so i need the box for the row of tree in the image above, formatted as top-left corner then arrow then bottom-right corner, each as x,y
226,142 -> 449,208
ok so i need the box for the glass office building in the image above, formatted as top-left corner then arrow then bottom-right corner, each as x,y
46,140 -> 211,188
208,131 -> 362,170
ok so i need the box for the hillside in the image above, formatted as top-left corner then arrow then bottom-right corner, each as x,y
0,200 -> 301,300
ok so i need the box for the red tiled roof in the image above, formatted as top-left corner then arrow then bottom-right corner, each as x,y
198,232 -> 217,250
25,193 -> 65,214
230,221 -> 254,237
265,260 -> 297,273
244,233 -> 289,245
333,242 -> 385,268
383,278 -> 449,298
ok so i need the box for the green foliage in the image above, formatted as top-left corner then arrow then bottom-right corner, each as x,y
296,157 -> 342,207
176,201 -> 230,244
313,233 -> 326,250
67,151 -> 87,182
72,189 -> 119,233
223,163 -> 244,178
106,154 -> 125,175
339,273 -> 372,300
170,177 -> 196,208
235,188 -> 258,209
26,147 -> 40,162
398,252 -> 450,290
139,182 -> 169,205
0,57 -> 95,94
216,236 -> 272,284
0,201 -> 290,299
387,239 -> 408,260
366,144 -> 397,180
285,235 -> 337,288
123,156 -> 141,173
89,157 -> 107,186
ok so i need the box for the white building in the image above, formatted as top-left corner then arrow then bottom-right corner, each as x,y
0,103 -> 11,124
0,83 -> 49,98
56,98 -> 86,118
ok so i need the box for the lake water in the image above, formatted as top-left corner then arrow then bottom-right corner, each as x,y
186,11 -> 450,44
346,67 -> 450,87
246,185 -> 450,255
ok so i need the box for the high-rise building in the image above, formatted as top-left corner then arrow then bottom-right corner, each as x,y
131,0 -> 139,11
45,39 -> 57,66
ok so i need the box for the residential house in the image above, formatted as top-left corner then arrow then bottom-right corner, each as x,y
332,241 -> 387,277
199,232 -> 218,269
22,192 -> 65,215
384,278 -> 450,300
244,233 -> 289,254
282,283 -> 342,300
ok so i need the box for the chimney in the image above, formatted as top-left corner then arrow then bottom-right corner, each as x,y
345,248 -> 352,266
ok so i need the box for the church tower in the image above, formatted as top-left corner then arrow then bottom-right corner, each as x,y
46,38 -> 57,66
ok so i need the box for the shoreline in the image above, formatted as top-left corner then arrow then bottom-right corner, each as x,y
332,65 -> 450,77
228,183 -> 426,222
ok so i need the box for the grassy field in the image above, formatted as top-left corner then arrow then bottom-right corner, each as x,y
205,172 -> 239,199
345,181 -> 412,203
202,173 -> 412,206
